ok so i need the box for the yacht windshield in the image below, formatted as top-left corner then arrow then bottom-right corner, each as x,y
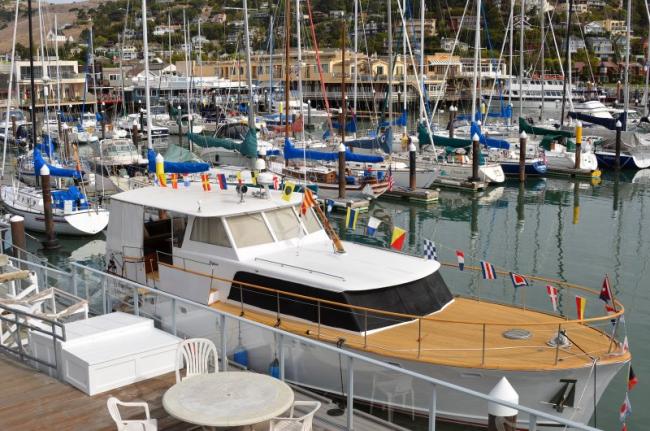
226,213 -> 274,247
265,207 -> 302,241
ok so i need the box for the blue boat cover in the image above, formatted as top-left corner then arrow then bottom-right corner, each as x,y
52,186 -> 89,210
33,149 -> 82,179
283,138 -> 384,163
568,111 -> 627,131
147,148 -> 210,174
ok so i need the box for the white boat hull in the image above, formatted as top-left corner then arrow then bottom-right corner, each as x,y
545,151 -> 599,171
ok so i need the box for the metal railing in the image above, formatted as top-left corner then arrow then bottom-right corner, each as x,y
64,260 -> 600,431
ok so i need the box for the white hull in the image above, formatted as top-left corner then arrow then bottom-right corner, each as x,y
545,151 -> 599,171
0,186 -> 109,236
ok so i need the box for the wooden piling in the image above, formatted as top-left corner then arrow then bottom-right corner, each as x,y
40,165 -> 60,250
408,143 -> 417,190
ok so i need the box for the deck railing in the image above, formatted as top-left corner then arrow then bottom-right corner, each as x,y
0,255 -> 607,430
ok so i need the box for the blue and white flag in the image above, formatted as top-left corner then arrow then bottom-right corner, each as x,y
366,216 -> 381,236
423,239 -> 437,261
325,199 -> 334,213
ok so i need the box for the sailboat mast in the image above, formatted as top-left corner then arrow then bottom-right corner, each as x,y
54,15 -> 61,114
353,0 -> 358,123
27,0 -> 38,147
243,0 -> 255,129
539,0 -> 540,121
623,0 -> 631,119
644,0 -> 650,116
1,0 -> 20,179
284,0 -> 291,140
295,0 -> 304,143
402,8 -> 407,135
89,23 -> 99,115
419,0 -> 425,121
559,0 -> 573,126
519,0 -> 525,119
268,16 -> 274,112
387,0 -> 393,129
508,0 -> 513,109
141,0 -> 153,149
183,10 -> 192,141
341,22 -> 346,143
471,0 -> 482,120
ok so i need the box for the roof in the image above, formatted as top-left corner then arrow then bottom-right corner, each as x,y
111,183 -> 303,217
250,241 -> 438,292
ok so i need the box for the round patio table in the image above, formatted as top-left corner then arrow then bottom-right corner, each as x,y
163,372 -> 294,428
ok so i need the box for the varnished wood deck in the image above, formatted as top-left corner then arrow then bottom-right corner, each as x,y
212,296 -> 630,371
0,356 -> 184,431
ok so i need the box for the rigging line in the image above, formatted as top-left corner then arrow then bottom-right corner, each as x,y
482,4 -> 512,128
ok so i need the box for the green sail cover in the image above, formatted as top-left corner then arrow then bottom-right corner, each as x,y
519,117 -> 573,138
418,122 -> 472,149
539,134 -> 576,152
187,127 -> 258,158
164,143 -> 204,163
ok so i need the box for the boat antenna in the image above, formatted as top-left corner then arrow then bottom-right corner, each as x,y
1,0 -> 20,179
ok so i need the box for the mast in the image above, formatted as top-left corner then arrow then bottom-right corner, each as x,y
141,0 -> 153,150
243,0 -> 255,130
644,0 -> 650,116
89,23 -> 99,115
519,0 -> 525,119
471,0 -> 482,120
183,9 -> 193,148
623,0 -> 631,122
539,0 -> 546,121
508,0 -> 514,109
37,0 -> 51,137
27,0 -> 38,148
402,7 -> 407,135
284,0 -> 291,140
353,0 -> 358,128
341,21 -> 346,143
119,0 -> 130,117
1,0 -> 20,178
268,15 -> 274,112
168,12 -> 172,102
559,0 -> 573,126
419,0 -> 425,121
295,0 -> 304,143
387,0 -> 393,135
54,15 -> 61,115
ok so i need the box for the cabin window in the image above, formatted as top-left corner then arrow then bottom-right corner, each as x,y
226,213 -> 274,247
265,207 -> 302,240
190,217 -> 231,247
301,207 -> 322,234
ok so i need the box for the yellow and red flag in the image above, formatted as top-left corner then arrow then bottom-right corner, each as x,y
201,174 -> 211,191
390,227 -> 406,250
171,173 -> 178,189
300,187 -> 317,216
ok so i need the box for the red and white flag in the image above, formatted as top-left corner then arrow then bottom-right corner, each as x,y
546,285 -> 559,312
599,274 -> 613,303
621,335 -> 629,353
619,393 -> 631,423
456,250 -> 465,271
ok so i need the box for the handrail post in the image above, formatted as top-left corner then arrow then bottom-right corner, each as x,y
102,277 -> 108,314
317,300 -> 321,339
428,384 -> 437,431
279,333 -> 285,381
171,298 -> 177,336
52,321 -> 62,380
133,285 -> 139,316
239,284 -> 244,316
347,356 -> 354,431
364,310 -> 368,348
219,314 -> 228,371
275,291 -> 281,327
71,264 -> 78,297
418,317 -> 422,358
554,324 -> 561,365
481,323 -> 486,365
16,317 -> 24,362
529,413 -> 537,431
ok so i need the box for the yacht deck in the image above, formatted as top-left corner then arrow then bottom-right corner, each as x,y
212,296 -> 630,371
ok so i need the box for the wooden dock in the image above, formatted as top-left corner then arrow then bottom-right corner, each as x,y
430,177 -> 488,192
380,187 -> 439,204
0,355 -> 406,431
545,167 -> 602,180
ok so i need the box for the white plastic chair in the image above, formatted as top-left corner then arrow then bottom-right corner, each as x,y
269,401 -> 321,431
106,397 -> 157,431
175,338 -> 219,383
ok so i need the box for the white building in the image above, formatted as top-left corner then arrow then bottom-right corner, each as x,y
122,46 -> 138,61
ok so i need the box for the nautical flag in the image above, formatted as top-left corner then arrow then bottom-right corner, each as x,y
201,174 -> 211,191
281,181 -> 296,202
546,285 -> 559,312
456,250 -> 465,271
236,171 -> 243,185
390,227 -> 406,250
345,207 -> 359,230
183,174 -> 190,188
619,393 -> 631,423
217,173 -> 228,190
171,173 -> 178,189
509,272 -> 528,288
599,274 -> 613,303
423,239 -> 437,261
300,187 -> 317,216
153,175 -> 160,187
366,216 -> 381,236
575,295 -> 586,320
251,171 -> 258,185
628,366 -> 638,391
622,336 -> 629,353
605,303 -> 617,325
325,199 -> 334,213
272,176 -> 280,190
480,261 -> 497,280
621,423 -> 627,431
387,165 -> 394,191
